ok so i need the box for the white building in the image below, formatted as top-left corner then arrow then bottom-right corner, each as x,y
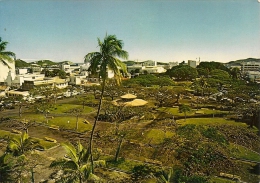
16,68 -> 28,75
0,61 -> 15,84
241,62 -> 260,73
188,60 -> 197,68
246,71 -> 260,81
142,60 -> 157,66
142,66 -> 166,74
12,73 -> 45,88
161,62 -> 178,70
61,63 -> 80,74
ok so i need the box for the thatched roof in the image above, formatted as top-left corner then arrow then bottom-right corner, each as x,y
124,99 -> 148,107
120,93 -> 137,99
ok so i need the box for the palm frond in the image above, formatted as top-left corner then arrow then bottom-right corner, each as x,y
61,142 -> 78,163
50,158 -> 77,170
1,51 -> 15,58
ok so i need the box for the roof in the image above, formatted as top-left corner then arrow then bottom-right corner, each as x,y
120,93 -> 137,99
124,99 -> 148,107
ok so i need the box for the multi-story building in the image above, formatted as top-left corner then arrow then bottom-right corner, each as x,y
241,62 -> 260,73
21,77 -> 68,91
188,60 -> 197,68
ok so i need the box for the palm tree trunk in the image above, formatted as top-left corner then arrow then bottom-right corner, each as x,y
115,136 -> 124,162
19,105 -> 22,118
76,115 -> 79,130
88,78 -> 106,173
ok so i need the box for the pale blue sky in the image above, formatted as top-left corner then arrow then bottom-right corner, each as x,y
0,0 -> 259,63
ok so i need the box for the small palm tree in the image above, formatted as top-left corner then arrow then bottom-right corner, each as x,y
50,141 -> 105,183
158,168 -> 174,183
7,132 -> 41,156
179,104 -> 191,122
0,37 -> 16,68
84,34 -> 128,172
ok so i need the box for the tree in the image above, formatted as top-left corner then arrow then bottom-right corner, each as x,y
197,61 -> 230,73
153,87 -> 175,107
230,67 -> 241,80
105,79 -> 121,101
210,69 -> 230,81
67,108 -> 83,131
8,95 -> 28,118
7,132 -> 41,156
157,168 -> 174,183
50,141 -> 105,183
166,65 -> 197,81
0,37 -> 16,68
84,34 -> 128,173
34,98 -> 53,123
179,104 -> 191,121
198,76 -> 208,97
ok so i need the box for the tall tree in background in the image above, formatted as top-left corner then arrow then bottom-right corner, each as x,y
0,37 -> 16,68
84,34 -> 128,172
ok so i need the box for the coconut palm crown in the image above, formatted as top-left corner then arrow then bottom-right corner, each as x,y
84,34 -> 128,84
0,37 -> 16,68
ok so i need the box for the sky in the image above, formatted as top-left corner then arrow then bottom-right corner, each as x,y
0,0 -> 259,63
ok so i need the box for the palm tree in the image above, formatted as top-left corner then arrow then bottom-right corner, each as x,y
158,168 -> 174,183
7,132 -> 41,156
0,37 -> 16,68
50,141 -> 105,183
84,34 -> 128,172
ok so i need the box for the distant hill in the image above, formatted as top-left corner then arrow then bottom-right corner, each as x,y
58,61 -> 74,65
15,59 -> 31,68
157,62 -> 168,65
32,60 -> 57,66
228,58 -> 260,65
123,61 -> 136,66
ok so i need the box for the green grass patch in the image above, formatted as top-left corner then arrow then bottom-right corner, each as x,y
0,129 -> 18,139
228,143 -> 260,162
144,129 -> 174,144
177,118 -> 248,126
106,158 -> 143,172
21,113 -> 46,122
157,107 -> 228,117
48,116 -> 92,132
51,104 -> 94,113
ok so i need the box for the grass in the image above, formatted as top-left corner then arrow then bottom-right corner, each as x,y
177,118 -> 248,126
228,143 -> 260,162
106,157 -> 143,172
158,107 -> 228,117
144,129 -> 174,144
50,104 -> 94,113
48,116 -> 92,132
18,114 -> 93,132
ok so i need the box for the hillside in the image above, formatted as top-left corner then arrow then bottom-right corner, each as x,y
15,59 -> 31,68
32,60 -> 58,66
228,58 -> 260,65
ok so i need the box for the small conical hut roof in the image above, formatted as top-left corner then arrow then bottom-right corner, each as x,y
120,93 -> 137,99
124,99 -> 148,107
